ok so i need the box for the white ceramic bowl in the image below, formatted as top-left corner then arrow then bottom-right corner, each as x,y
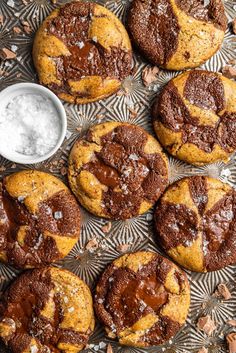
0,83 -> 67,164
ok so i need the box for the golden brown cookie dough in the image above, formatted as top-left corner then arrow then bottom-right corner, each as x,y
152,70 -> 236,166
68,122 -> 168,220
127,0 -> 227,70
94,251 -> 190,347
33,1 -> 132,104
155,176 -> 236,272
0,267 -> 95,353
0,170 -> 81,269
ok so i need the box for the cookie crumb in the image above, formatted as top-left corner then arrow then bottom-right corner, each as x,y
226,332 -> 236,353
86,238 -> 98,250
227,320 -> 236,327
13,26 -> 22,34
197,348 -> 208,353
228,59 -> 236,66
214,283 -> 231,300
74,253 -> 81,260
0,166 -> 6,172
116,90 -> 124,96
116,243 -> 131,253
0,48 -> 16,60
101,222 -> 112,233
197,315 -> 216,336
222,66 -> 236,79
107,344 -> 113,353
0,275 -> 6,281
142,66 -> 159,87
128,107 -> 138,120
21,20 -> 32,34
95,114 -> 105,120
60,166 -> 67,176
51,0 -> 57,3
0,15 -> 4,25
232,18 -> 236,34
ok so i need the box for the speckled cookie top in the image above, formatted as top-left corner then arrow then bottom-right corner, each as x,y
0,170 -> 81,269
68,122 -> 168,220
155,176 -> 236,272
94,251 -> 190,347
127,0 -> 226,70
175,0 -> 227,28
0,267 -> 94,353
152,70 -> 236,165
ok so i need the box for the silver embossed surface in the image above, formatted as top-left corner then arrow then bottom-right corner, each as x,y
0,0 -> 236,352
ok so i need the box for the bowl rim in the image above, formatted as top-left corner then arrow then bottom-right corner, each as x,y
0,82 -> 67,165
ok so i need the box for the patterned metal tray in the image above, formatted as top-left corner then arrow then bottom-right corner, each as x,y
0,0 -> 236,352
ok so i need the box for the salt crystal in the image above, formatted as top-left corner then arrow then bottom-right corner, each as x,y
66,130 -> 72,139
88,52 -> 94,60
17,195 -> 25,202
68,307 -> 74,313
54,211 -> 63,219
146,213 -> 153,221
129,153 -> 139,161
99,342 -> 106,349
30,346 -> 38,353
34,234 -> 43,250
7,0 -> 14,7
11,45 -> 18,52
221,168 -> 231,178
92,36 -> 97,42
77,41 -> 84,49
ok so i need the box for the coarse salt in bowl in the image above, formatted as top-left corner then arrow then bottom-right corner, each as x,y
0,83 -> 67,164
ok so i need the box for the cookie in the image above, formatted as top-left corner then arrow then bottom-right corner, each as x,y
33,1 -> 132,104
68,122 -> 168,220
155,176 -> 236,272
127,0 -> 227,70
0,267 -> 94,353
94,251 -> 190,347
0,170 -> 80,269
152,70 -> 236,166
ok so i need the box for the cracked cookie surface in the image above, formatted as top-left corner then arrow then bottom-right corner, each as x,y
33,1 -> 132,103
0,267 -> 94,353
155,176 -> 236,272
127,0 -> 226,70
94,251 -> 190,347
0,170 -> 81,269
68,122 -> 168,220
152,70 -> 236,166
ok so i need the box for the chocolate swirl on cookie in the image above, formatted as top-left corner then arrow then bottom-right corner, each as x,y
127,0 -> 226,70
68,122 -> 168,220
0,170 -> 80,269
152,70 -> 236,165
33,1 -> 132,103
155,176 -> 236,272
94,251 -> 190,347
0,267 -> 94,353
